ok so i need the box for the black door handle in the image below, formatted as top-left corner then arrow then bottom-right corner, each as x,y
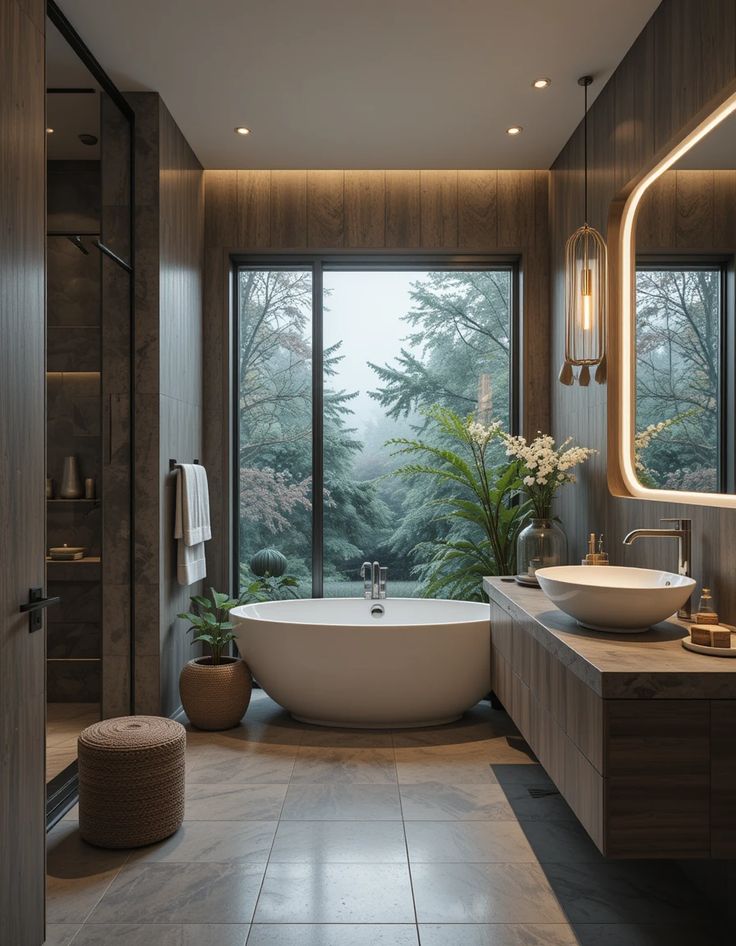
20,587 -> 61,633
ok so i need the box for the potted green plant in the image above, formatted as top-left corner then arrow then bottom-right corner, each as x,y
178,588 -> 252,731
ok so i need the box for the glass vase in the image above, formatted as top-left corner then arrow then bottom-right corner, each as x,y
516,517 -> 567,586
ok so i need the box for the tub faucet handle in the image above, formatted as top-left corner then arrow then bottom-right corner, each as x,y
379,566 -> 388,599
360,561 -> 372,599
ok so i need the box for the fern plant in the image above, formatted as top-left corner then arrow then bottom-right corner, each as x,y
388,406 -> 530,600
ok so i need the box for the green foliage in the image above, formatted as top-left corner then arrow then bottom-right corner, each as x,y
237,269 -> 517,596
635,269 -> 719,491
388,406 -> 530,600
238,568 -> 301,603
177,588 -> 241,666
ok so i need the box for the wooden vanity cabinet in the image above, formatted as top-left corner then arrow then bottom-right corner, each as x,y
486,580 -> 736,859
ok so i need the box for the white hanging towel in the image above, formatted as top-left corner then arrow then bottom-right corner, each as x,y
175,464 -> 211,585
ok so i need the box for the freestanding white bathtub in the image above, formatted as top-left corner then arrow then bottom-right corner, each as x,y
231,597 -> 491,728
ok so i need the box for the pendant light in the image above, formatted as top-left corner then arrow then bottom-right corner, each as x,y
560,75 -> 607,387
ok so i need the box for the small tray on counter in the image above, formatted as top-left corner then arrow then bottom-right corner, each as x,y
682,624 -> 736,658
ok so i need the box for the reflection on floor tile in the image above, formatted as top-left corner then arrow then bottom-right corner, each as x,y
399,782 -> 515,821
270,820 -> 407,863
87,862 -> 266,924
281,783 -> 403,820
184,782 -> 287,821
71,924 -> 249,946
405,820 -> 537,863
411,862 -> 567,924
131,820 -> 276,863
47,695 -> 729,943
254,862 -> 415,923
247,925 -> 419,946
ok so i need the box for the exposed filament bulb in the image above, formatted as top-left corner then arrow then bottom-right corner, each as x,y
580,267 -> 593,332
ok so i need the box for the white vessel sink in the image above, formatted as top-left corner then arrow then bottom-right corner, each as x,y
535,565 -> 695,633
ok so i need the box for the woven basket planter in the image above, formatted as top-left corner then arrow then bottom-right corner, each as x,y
78,716 -> 185,849
179,656 -> 252,731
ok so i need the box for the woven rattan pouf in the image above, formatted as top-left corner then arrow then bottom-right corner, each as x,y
78,716 -> 185,849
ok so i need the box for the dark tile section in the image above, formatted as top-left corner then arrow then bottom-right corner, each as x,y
47,623 -> 100,660
47,659 -> 100,702
47,160 -> 100,233
47,235 -> 101,327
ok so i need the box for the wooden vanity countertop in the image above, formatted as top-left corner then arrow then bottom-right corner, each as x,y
484,576 -> 736,699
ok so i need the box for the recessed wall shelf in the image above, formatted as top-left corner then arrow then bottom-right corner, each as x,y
46,556 -> 101,564
46,499 -> 99,505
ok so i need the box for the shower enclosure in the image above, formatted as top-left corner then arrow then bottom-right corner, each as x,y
45,2 -> 134,818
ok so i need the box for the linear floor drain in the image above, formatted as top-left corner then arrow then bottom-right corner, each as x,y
528,786 -> 560,798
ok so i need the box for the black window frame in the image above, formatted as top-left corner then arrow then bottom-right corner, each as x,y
231,253 -> 521,598
635,254 -> 734,494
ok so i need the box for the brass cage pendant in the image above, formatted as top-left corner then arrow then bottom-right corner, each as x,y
560,75 -> 608,386
564,222 -> 607,366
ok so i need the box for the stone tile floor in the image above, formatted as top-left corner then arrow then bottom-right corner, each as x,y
46,692 -> 728,945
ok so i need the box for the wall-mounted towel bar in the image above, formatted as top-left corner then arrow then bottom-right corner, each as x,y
169,458 -> 200,471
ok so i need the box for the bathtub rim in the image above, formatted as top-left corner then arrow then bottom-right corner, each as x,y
230,596 -> 491,628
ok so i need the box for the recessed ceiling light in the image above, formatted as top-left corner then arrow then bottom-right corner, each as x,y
46,127 -> 54,134
532,77 -> 551,89
506,125 -> 523,136
234,126 -> 252,136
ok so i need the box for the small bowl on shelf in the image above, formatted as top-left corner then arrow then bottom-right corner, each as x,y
48,546 -> 87,561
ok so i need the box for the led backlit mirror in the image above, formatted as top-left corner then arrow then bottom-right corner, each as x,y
613,92 -> 736,506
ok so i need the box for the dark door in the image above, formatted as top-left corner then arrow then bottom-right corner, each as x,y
0,0 -> 48,943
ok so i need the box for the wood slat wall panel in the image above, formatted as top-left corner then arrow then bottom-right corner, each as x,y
550,0 -> 736,636
420,170 -> 458,248
203,169 -> 549,592
237,170 -> 271,247
307,170 -> 344,248
270,170 -> 307,247
652,0 -> 736,153
385,170 -> 421,247
458,170 -> 498,249
498,170 -> 535,248
344,170 -> 385,247
0,1 -> 46,941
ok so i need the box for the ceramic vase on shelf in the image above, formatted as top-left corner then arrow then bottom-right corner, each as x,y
516,517 -> 567,587
60,455 -> 83,499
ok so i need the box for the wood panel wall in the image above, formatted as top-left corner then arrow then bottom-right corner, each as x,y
130,93 -> 204,715
0,0 -> 47,942
202,169 -> 550,591
550,0 -> 736,625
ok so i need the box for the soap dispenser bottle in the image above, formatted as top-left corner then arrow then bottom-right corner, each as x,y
582,533 -> 609,566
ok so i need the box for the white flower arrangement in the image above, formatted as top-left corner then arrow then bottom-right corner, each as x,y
464,418 -> 595,517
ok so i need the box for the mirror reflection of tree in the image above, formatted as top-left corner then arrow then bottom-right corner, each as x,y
635,268 -> 720,492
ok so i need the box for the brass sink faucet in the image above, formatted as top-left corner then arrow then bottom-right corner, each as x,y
622,518 -> 692,619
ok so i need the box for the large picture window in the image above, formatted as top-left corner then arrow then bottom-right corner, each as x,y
234,257 -> 519,599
